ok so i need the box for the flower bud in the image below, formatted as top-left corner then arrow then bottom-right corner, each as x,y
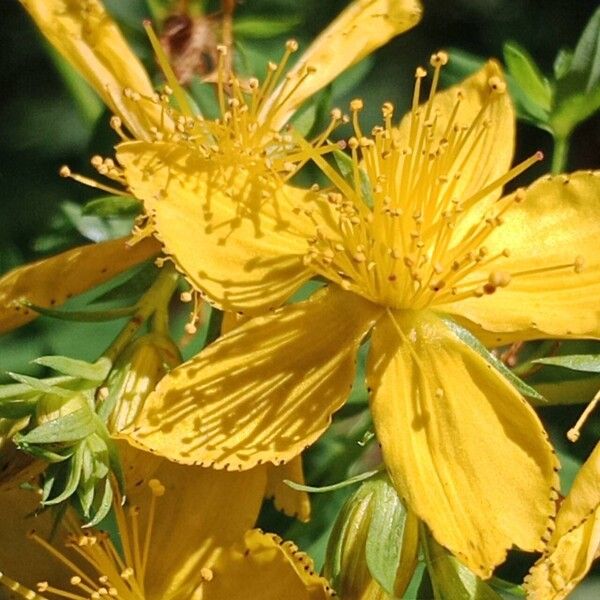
323,472 -> 419,599
105,334 -> 181,433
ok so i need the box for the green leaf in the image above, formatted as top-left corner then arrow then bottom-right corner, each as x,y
34,356 -> 112,382
365,475 -> 416,596
233,16 -> 301,38
552,7 -> 600,136
442,318 -> 545,402
61,201 -> 133,243
82,196 -> 141,218
18,407 -> 96,444
20,301 -> 138,323
533,354 -> 600,373
554,49 -> 573,80
503,41 -> 552,112
0,376 -> 74,400
284,469 -> 380,494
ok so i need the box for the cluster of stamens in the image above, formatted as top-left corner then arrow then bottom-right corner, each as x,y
301,52 -> 585,310
0,479 -> 166,600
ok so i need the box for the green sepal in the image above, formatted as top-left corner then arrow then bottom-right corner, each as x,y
285,468 -> 380,494
34,356 -> 112,382
422,527 -> 502,600
0,398 -> 38,419
7,373 -> 74,398
43,443 -> 84,506
82,195 -> 141,218
83,478 -> 114,528
365,474 -> 418,597
442,318 -> 545,402
17,405 -> 96,444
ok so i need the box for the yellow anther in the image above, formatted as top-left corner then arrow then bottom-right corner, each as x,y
488,76 -> 506,93
70,576 -> 82,585
149,478 -> 166,497
201,567 -> 214,581
37,582 -> 49,592
59,165 -> 71,178
185,323 -> 198,335
110,116 -> 122,130
350,99 -> 364,112
430,51 -> 449,66
180,291 -> 193,303
382,102 -> 394,118
285,39 -> 299,52
488,271 -> 511,287
415,66 -> 427,78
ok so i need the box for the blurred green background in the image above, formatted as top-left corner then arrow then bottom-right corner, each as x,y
1,0 -> 599,596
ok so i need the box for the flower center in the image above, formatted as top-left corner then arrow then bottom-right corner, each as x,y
302,52 -> 584,310
0,479 -> 170,600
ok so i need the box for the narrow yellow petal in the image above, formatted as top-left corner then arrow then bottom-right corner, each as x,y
198,530 -> 335,600
20,0 -> 164,139
0,236 -> 160,334
525,443 -> 600,600
394,60 -> 515,224
125,285 -> 382,468
263,0 -> 423,130
266,457 -> 311,523
443,170 -> 600,341
367,310 -> 559,578
117,140 -> 315,314
121,445 -> 267,600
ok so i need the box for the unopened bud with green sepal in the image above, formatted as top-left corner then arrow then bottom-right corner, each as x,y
323,472 -> 419,599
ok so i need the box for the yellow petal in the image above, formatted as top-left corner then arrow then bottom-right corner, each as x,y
266,456 -> 311,523
443,170 -> 600,341
117,140 -> 316,314
525,443 -> 600,600
0,236 -> 160,334
126,285 -> 382,468
367,309 -> 559,578
120,444 -> 267,600
20,0 -> 164,140
197,529 -> 335,600
263,0 -> 423,130
394,60 -> 515,223
0,486 -> 72,593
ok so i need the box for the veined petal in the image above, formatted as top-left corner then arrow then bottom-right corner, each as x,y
122,446 -> 267,600
263,0 -> 423,130
442,171 -> 600,341
525,443 -> 600,600
118,141 -> 316,314
394,60 -> 515,222
125,285 -> 382,469
266,457 -> 311,523
367,309 -> 559,578
0,236 -> 160,334
20,0 -> 163,140
0,486 -> 72,593
197,530 -> 335,600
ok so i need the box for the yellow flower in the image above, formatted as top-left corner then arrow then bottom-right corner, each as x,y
121,57 -> 600,578
20,0 -> 422,314
525,441 -> 600,600
0,236 -> 160,335
0,445 -> 330,600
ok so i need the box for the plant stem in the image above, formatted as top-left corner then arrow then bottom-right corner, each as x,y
551,135 -> 570,173
103,264 -> 179,363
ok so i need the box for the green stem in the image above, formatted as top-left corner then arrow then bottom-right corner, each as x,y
103,264 -> 179,363
551,135 -> 570,173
